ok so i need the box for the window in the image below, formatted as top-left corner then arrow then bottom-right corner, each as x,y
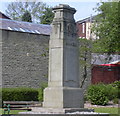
82,23 -> 85,33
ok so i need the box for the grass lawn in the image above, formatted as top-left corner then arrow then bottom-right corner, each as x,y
94,107 -> 119,115
0,108 -> 28,114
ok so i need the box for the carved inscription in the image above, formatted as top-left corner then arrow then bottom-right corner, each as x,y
66,23 -> 76,36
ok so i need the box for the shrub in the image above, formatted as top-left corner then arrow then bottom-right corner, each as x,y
113,98 -> 119,104
87,83 -> 119,105
104,84 -> 118,101
111,81 -> 120,98
87,84 -> 109,105
112,81 -> 120,88
2,88 -> 39,101
38,82 -> 48,102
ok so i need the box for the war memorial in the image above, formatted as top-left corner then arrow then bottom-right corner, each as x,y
2,4 -> 110,116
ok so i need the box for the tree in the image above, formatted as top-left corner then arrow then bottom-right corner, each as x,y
92,1 -> 120,54
79,38 -> 92,88
22,10 -> 32,22
5,1 -> 53,24
40,7 -> 54,24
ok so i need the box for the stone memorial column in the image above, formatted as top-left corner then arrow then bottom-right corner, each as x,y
43,4 -> 84,109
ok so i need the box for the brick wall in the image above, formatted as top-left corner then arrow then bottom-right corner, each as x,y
2,30 -> 49,88
76,23 -> 86,38
92,65 -> 120,84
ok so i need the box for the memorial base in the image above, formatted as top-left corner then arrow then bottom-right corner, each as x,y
31,107 -> 94,114
43,87 -> 84,108
19,108 -> 110,116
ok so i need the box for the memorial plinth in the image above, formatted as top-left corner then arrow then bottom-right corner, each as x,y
43,4 -> 84,109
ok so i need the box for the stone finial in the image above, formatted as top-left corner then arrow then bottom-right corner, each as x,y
52,4 -> 76,19
53,4 -> 76,14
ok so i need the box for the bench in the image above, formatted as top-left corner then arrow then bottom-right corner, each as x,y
3,101 -> 41,114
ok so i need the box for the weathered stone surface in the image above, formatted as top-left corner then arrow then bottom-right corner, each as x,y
2,30 -> 49,88
1,25 -> 92,90
44,87 -> 84,108
31,107 -> 94,114
47,4 -> 80,88
43,4 -> 84,109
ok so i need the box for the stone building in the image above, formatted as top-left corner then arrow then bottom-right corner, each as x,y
0,18 -> 51,88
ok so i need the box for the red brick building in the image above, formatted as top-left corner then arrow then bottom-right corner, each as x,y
76,20 -> 86,38
92,61 -> 120,84
76,16 -> 95,40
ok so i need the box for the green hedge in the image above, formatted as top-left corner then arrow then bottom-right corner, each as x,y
38,83 -> 48,101
2,88 -> 39,101
87,82 -> 119,105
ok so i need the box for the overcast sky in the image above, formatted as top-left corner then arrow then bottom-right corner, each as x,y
0,0 -> 106,21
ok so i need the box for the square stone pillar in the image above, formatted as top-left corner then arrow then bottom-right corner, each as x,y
43,4 -> 84,109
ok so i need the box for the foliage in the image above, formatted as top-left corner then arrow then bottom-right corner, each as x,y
111,81 -> 120,98
87,84 -> 109,105
22,10 -> 32,22
38,82 -> 48,102
79,38 -> 92,88
1,109 -> 27,115
2,83 -> 48,102
5,1 -> 52,24
113,98 -> 119,104
92,1 -> 120,54
104,84 -> 118,100
87,83 -> 119,105
112,81 -> 120,89
40,7 -> 54,24
2,88 -> 38,101
79,38 -> 92,65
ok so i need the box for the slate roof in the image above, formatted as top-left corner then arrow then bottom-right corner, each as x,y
77,15 -> 96,23
91,53 -> 120,65
109,60 -> 120,65
0,11 -> 11,19
0,18 -> 51,35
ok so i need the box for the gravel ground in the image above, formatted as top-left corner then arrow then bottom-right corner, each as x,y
19,111 -> 109,114
19,101 -> 119,114
84,101 -> 119,108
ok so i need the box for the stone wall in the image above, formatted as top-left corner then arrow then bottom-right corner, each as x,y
2,30 -> 49,88
1,29 -> 91,90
